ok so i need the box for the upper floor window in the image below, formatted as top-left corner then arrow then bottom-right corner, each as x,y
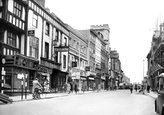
45,22 -> 49,35
13,2 -> 22,18
76,42 -> 79,51
63,55 -> 66,68
32,13 -> 38,28
73,40 -> 76,48
63,37 -> 67,46
0,0 -> 3,6
45,42 -> 49,59
55,29 -> 59,41
7,31 -> 16,47
29,37 -> 39,58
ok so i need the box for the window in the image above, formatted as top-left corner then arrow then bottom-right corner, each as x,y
76,42 -> 79,51
0,0 -> 3,6
55,29 -> 59,41
73,40 -> 76,48
81,45 -> 83,53
13,1 -> 22,18
45,22 -> 49,35
54,52 -> 58,63
32,13 -> 38,28
63,37 -> 67,46
29,37 -> 39,58
7,31 -> 16,47
63,55 -> 66,68
45,42 -> 49,59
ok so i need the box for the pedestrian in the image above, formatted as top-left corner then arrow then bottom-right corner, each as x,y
32,78 -> 42,99
67,83 -> 71,94
147,85 -> 150,93
74,82 -> 79,94
135,84 -> 137,92
130,83 -> 133,93
70,82 -> 73,93
43,78 -> 49,98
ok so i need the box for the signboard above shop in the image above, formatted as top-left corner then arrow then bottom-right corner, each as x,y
28,30 -> 35,36
54,46 -> 69,52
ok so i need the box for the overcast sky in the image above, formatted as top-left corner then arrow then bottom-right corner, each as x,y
45,0 -> 164,83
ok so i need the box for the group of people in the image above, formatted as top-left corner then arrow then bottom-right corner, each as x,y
129,83 -> 151,94
32,77 -> 49,99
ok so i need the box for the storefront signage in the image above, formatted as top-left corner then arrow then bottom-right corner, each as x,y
17,73 -> 24,79
54,46 -> 69,52
28,30 -> 35,36
85,66 -> 90,71
15,55 -> 38,70
38,65 -> 52,74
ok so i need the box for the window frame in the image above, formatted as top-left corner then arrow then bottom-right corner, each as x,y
32,13 -> 38,28
13,1 -> 22,18
45,22 -> 50,36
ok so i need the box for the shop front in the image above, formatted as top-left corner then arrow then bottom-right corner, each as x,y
86,71 -> 95,91
101,75 -> 106,90
2,54 -> 39,96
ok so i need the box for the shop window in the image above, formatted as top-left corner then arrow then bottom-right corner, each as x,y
29,37 -> 39,58
4,75 -> 12,89
45,42 -> 49,59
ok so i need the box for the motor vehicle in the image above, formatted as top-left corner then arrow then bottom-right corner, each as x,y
155,73 -> 164,115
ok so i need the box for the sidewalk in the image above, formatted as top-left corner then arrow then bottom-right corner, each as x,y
9,90 -> 96,102
144,91 -> 158,99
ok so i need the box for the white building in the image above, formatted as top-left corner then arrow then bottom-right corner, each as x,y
27,0 -> 69,92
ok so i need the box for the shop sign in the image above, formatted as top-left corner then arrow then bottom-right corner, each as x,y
28,30 -> 35,36
54,46 -> 69,52
38,65 -> 52,74
17,73 -> 24,79
85,66 -> 90,71
15,56 -> 38,70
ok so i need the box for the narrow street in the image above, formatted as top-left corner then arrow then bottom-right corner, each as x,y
0,90 -> 156,115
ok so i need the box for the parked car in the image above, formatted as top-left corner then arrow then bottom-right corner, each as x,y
155,73 -> 164,115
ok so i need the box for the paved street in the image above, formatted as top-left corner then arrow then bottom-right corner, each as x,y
0,90 -> 156,115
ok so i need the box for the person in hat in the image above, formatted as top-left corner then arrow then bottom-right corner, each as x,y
32,78 -> 42,99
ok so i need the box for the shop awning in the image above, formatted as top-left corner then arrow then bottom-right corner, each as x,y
150,63 -> 164,75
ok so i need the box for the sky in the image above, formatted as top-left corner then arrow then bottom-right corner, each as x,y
45,0 -> 164,83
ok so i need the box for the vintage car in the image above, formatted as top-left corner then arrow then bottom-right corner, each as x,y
155,73 -> 164,115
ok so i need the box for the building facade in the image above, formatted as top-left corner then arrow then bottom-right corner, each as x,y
0,0 -> 30,95
90,24 -> 110,89
147,23 -> 164,90
65,24 -> 88,91
27,0 -> 69,92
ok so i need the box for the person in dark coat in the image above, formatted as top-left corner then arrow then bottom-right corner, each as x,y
74,83 -> 78,94
147,85 -> 150,93
130,83 -> 133,93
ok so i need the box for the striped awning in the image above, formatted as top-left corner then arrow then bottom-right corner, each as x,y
150,63 -> 164,75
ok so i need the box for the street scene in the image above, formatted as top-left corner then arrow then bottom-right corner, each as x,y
0,90 -> 157,115
1,0 -> 164,115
